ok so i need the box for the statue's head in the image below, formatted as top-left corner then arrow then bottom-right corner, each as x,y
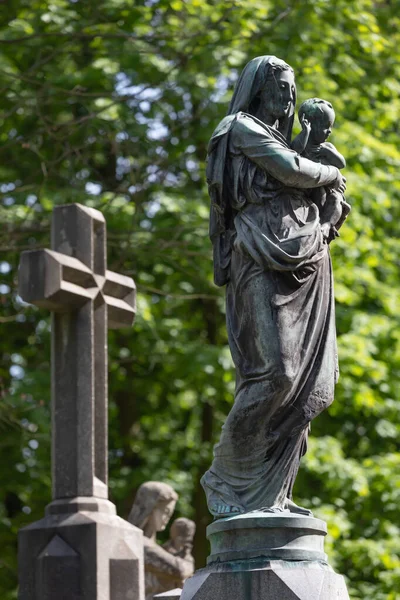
228,56 -> 296,140
298,97 -> 335,144
170,517 -> 196,548
128,481 -> 178,537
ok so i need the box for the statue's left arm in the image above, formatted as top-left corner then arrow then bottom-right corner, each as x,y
232,116 -> 341,189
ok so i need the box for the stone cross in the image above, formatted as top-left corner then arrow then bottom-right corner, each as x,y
19,204 -> 135,499
18,204 -> 144,600
19,203 -> 136,502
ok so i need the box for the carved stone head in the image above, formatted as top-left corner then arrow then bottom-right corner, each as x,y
128,481 -> 178,538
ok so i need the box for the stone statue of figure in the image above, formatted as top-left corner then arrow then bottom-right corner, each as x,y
201,56 -> 347,519
162,518 -> 196,588
128,482 -> 194,600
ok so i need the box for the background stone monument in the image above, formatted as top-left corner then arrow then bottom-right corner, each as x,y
17,204 -> 144,600
128,482 -> 194,600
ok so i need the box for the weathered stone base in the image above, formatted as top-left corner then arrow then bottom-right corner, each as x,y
180,513 -> 349,600
180,559 -> 349,600
18,498 -> 144,600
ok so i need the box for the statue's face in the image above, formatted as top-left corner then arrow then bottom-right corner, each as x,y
150,499 -> 176,532
310,109 -> 335,144
260,69 -> 295,121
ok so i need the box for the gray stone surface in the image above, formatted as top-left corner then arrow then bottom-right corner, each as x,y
180,560 -> 349,600
17,204 -> 144,600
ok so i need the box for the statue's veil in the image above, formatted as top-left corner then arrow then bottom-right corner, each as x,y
227,55 -> 296,141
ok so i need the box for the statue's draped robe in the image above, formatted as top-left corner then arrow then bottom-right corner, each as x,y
201,113 -> 340,514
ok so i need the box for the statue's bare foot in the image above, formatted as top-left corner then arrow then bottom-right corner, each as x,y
284,498 -> 313,516
211,503 -> 243,518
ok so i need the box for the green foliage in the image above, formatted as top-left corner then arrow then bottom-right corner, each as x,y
0,1 -> 399,598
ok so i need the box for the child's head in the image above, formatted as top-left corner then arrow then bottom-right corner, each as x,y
298,98 -> 335,144
170,517 -> 196,549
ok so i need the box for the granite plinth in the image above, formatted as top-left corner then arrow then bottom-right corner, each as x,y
180,513 -> 349,600
207,512 -> 327,563
18,500 -> 144,600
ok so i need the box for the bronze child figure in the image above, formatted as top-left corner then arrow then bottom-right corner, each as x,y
292,97 -> 350,241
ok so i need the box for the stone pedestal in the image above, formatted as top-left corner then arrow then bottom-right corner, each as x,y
18,498 -> 144,600
180,513 -> 349,600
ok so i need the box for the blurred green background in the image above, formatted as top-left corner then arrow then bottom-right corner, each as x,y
0,1 -> 400,598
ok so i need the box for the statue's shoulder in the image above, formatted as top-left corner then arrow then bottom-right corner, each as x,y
231,112 -> 274,144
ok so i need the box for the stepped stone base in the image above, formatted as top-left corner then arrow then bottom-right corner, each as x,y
18,497 -> 144,600
180,513 -> 349,600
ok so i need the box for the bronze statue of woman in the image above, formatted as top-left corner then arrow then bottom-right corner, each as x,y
201,56 -> 346,518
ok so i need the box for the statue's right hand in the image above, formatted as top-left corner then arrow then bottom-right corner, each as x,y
332,172 -> 346,194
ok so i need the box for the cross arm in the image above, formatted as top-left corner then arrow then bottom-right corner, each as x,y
104,270 -> 136,329
19,249 -> 96,311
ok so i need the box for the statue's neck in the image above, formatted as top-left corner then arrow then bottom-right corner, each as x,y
253,108 -> 279,128
143,523 -> 157,541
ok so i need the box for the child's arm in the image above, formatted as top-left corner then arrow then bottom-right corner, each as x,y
291,114 -> 311,154
320,142 -> 346,169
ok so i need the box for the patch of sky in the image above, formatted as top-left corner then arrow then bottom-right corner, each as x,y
10,365 -> 25,379
76,168 -> 90,180
116,131 -> 129,141
26,194 -> 37,206
0,182 -> 16,193
0,261 -> 11,274
146,200 -> 161,218
36,319 -> 50,333
3,197 -> 14,206
155,146 -> 167,157
140,101 -> 151,113
85,182 -> 102,195
15,294 -> 31,307
165,173 -> 179,187
11,353 -> 25,365
116,157 -> 132,178
140,219 -> 152,230
0,284 -> 10,294
210,72 -> 237,103
115,74 -> 161,102
186,159 -> 197,172
147,121 -> 169,141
